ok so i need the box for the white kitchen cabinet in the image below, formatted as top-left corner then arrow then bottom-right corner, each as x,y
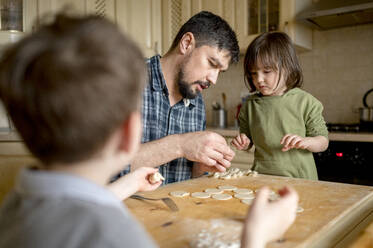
116,0 -> 162,58
162,0 -> 236,53
162,0 -> 312,54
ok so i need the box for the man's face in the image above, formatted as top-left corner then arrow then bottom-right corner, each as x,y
176,45 -> 231,99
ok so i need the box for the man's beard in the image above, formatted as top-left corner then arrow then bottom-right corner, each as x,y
177,69 -> 210,99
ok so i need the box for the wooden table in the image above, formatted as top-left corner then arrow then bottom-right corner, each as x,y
125,175 -> 373,248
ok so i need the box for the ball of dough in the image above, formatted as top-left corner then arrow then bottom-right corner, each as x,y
149,172 -> 165,184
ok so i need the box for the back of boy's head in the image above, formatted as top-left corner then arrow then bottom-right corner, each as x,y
0,13 -> 146,165
169,11 -> 239,64
243,32 -> 303,92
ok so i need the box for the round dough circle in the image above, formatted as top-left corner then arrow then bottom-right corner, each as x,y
217,185 -> 237,191
169,191 -> 189,197
234,188 -> 253,194
212,194 -> 232,200
297,206 -> 304,213
234,193 -> 255,199
191,192 -> 211,198
204,188 -> 224,194
241,199 -> 254,205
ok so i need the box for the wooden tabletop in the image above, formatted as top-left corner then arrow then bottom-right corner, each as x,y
125,175 -> 373,248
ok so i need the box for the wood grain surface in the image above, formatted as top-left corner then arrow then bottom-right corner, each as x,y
125,175 -> 373,248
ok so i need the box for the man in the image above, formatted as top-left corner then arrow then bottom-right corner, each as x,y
119,11 -> 240,184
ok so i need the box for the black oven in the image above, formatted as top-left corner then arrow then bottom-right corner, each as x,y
313,123 -> 373,186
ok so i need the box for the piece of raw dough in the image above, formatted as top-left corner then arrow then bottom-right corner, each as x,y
149,172 -> 165,184
169,191 -> 190,197
234,188 -> 253,194
217,185 -> 237,191
234,193 -> 255,200
297,206 -> 304,213
191,192 -> 211,198
212,194 -> 232,200
204,188 -> 224,194
241,199 -> 254,205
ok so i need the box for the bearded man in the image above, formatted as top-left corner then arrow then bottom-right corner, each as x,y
115,11 -> 240,184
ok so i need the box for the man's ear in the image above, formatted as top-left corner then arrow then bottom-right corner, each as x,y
179,32 -> 195,55
119,111 -> 142,155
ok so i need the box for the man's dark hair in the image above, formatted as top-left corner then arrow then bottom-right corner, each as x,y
0,14 -> 146,165
244,32 -> 303,92
170,11 -> 239,64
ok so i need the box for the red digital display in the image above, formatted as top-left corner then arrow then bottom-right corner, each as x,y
336,152 -> 343,157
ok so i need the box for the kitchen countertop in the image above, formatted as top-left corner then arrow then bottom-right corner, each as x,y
207,127 -> 373,142
125,175 -> 373,248
0,131 -> 21,142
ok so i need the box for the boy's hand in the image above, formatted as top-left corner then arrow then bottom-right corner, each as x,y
231,133 -> 250,150
280,134 -> 311,152
131,167 -> 163,192
242,186 -> 299,248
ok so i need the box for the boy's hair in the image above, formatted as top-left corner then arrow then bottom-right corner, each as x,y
243,32 -> 303,92
169,11 -> 239,64
0,14 -> 146,165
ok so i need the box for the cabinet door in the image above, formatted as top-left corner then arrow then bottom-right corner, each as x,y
37,0 -> 86,18
86,0 -> 116,22
236,0 -> 312,52
162,0 -> 235,54
116,0 -> 162,58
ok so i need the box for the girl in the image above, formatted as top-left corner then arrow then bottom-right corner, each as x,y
231,32 -> 329,180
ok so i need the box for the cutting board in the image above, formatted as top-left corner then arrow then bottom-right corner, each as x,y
124,175 -> 373,248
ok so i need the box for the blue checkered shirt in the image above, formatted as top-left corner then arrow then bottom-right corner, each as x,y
115,55 -> 206,184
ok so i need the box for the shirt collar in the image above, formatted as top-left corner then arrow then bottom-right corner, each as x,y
15,168 -> 124,210
148,55 -> 198,107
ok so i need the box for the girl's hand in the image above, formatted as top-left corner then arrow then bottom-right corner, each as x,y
280,134 -> 312,152
231,133 -> 250,150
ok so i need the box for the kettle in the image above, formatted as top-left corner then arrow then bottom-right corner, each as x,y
359,88 -> 373,122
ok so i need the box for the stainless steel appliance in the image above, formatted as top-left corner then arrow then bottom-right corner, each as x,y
313,123 -> 373,186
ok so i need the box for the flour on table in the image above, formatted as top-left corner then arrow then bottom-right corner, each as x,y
191,192 -> 211,198
169,191 -> 189,197
212,194 -> 232,200
297,206 -> 304,213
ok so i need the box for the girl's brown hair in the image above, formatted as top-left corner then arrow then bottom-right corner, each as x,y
243,32 -> 303,92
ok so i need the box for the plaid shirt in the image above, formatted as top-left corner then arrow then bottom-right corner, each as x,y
142,55 -> 206,184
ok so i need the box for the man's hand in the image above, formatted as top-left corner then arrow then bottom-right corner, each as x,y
181,131 -> 235,169
192,162 -> 227,178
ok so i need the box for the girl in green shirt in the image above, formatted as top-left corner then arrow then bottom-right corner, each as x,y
231,32 -> 329,180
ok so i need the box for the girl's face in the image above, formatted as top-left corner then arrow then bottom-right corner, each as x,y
250,60 -> 287,96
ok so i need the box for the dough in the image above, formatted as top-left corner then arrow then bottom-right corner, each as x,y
234,193 -> 255,200
149,172 -> 165,184
241,199 -> 254,205
234,188 -> 253,194
217,185 -> 237,191
191,192 -> 211,198
204,188 -> 224,194
169,191 -> 189,197
297,206 -> 304,213
212,194 -> 232,200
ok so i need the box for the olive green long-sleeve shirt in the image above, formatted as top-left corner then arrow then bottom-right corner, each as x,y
239,88 -> 328,180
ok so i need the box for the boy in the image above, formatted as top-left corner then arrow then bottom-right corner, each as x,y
0,14 -> 298,248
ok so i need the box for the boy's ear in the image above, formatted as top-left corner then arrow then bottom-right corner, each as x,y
119,111 -> 142,155
179,32 -> 195,55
